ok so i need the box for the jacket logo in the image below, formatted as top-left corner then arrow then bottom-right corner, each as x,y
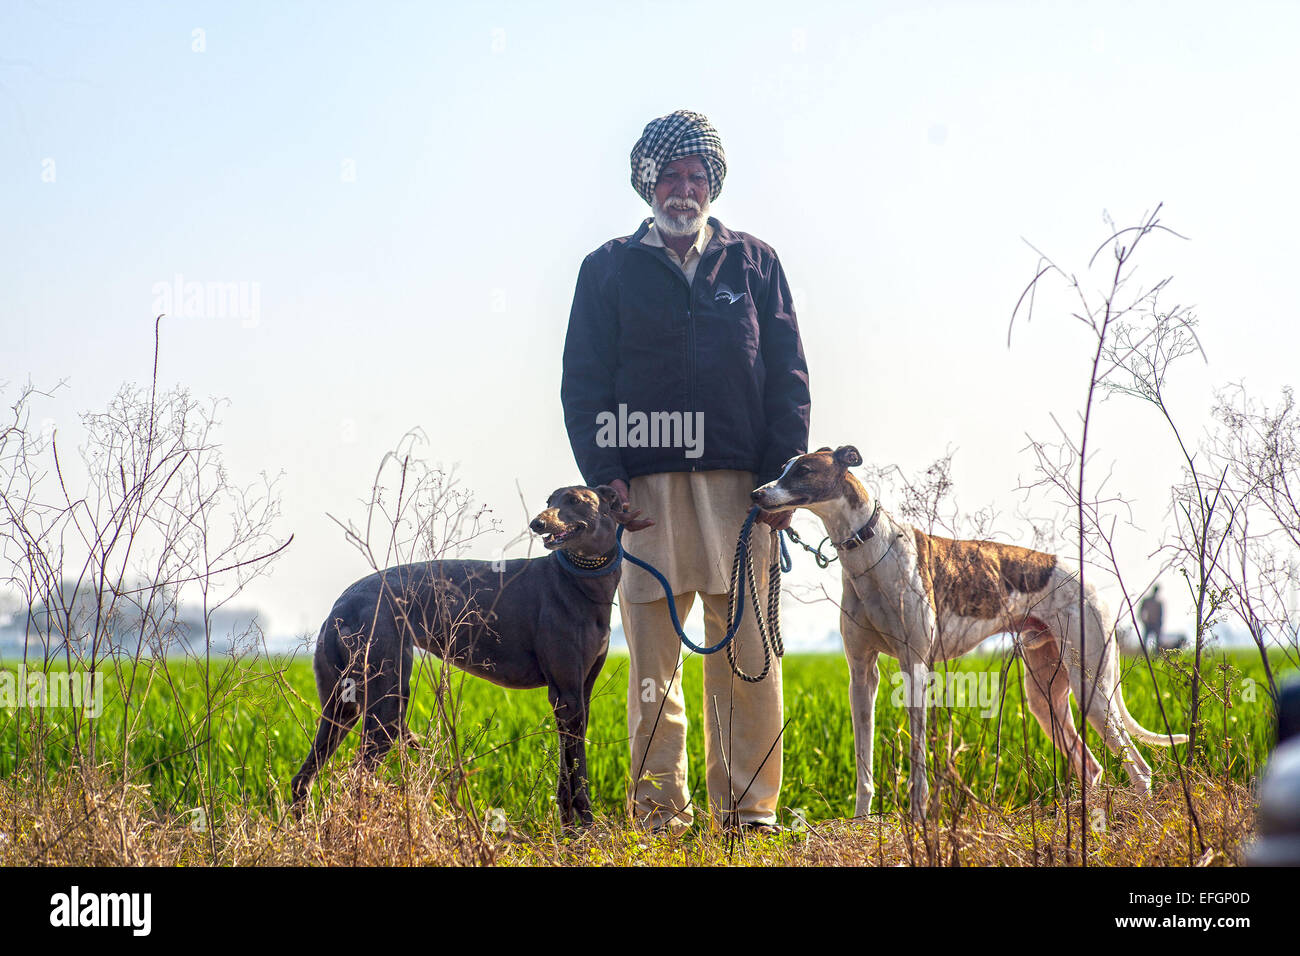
714,284 -> 746,305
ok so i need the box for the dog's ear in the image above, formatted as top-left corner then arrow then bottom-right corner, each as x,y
594,485 -> 622,513
815,446 -> 832,453
833,445 -> 863,468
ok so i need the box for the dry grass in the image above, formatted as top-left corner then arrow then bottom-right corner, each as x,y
499,778 -> 1253,867
0,762 -> 1252,867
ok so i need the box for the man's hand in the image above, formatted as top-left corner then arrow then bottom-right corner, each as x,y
610,479 -> 630,507
615,507 -> 656,533
609,479 -> 656,532
756,509 -> 793,531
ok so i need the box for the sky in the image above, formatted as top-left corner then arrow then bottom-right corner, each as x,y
3,0 -> 1300,651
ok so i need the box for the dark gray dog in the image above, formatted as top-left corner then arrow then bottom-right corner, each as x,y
290,485 -> 646,827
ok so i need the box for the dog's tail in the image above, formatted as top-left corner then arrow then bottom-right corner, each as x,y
1057,566 -> 1189,748
1114,676 -> 1189,746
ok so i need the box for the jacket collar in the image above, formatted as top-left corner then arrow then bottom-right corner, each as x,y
641,221 -> 714,259
627,216 -> 741,257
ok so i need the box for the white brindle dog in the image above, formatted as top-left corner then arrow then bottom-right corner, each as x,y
752,445 -> 1187,819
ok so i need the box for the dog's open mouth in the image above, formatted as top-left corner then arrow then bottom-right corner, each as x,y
540,524 -> 584,549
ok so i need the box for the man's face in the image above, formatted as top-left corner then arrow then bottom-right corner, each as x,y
652,155 -> 710,237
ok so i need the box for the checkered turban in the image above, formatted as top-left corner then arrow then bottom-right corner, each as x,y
629,110 -> 727,205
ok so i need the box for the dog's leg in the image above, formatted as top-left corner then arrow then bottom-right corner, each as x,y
1091,704 -> 1152,794
291,628 -> 362,810
1061,598 -> 1120,792
841,593 -> 880,817
291,692 -> 360,809
1074,615 -> 1153,794
549,678 -> 591,830
1023,635 -> 1102,789
570,650 -> 607,826
902,655 -> 930,820
357,651 -> 407,771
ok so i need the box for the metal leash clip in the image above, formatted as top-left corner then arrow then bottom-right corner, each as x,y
783,526 -> 837,568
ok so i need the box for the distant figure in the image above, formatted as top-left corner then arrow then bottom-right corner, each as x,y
1139,586 -> 1164,650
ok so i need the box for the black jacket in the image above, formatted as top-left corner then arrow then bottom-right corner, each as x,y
561,217 -> 811,488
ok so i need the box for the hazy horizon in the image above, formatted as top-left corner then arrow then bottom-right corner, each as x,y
5,1 -> 1300,652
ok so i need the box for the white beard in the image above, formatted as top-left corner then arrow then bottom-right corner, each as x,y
652,195 -> 709,238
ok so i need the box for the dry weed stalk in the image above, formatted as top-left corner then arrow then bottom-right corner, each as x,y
1,318 -> 288,863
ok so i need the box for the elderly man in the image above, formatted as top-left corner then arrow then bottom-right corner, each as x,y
561,110 -> 811,833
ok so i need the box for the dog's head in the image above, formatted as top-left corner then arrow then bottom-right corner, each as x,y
529,485 -> 633,559
750,446 -> 863,514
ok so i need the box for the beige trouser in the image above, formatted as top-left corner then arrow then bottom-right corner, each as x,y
620,471 -> 784,831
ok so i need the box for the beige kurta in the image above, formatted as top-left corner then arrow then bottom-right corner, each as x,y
618,470 -> 765,604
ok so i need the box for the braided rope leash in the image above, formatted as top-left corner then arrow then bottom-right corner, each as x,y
724,519 -> 786,683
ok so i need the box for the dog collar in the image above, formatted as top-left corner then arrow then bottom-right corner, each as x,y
556,547 -> 623,577
834,502 -> 880,552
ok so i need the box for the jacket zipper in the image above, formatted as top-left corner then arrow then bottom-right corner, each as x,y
629,235 -> 721,473
686,263 -> 698,470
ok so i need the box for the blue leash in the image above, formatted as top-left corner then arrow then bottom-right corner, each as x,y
611,505 -> 791,658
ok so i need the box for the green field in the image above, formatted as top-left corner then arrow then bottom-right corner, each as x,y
0,647 -> 1284,835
